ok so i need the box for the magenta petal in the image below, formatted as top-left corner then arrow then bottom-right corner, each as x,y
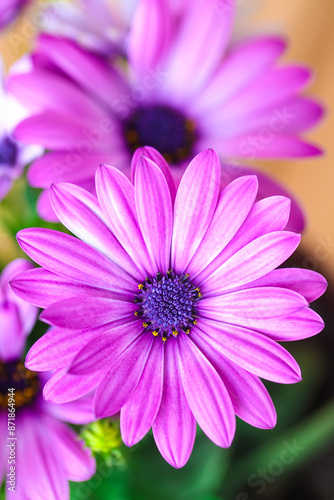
16,411 -> 69,500
197,195 -> 291,283
25,328 -> 96,371
50,182 -> 142,278
177,334 -> 235,447
201,231 -> 301,294
152,339 -> 196,468
0,303 -> 25,362
172,149 -> 221,273
192,332 -> 276,429
48,417 -> 96,482
16,228 -> 136,292
129,0 -> 171,78
131,146 -> 176,202
163,0 -> 234,99
94,334 -> 153,418
45,395 -> 96,425
69,320 -> 144,375
135,156 -> 173,274
10,267 -> 128,309
96,165 -> 154,275
228,308 -> 324,342
236,268 -> 328,303
43,368 -> 104,404
199,287 -> 308,319
187,175 -> 258,277
40,296 -> 136,329
121,339 -> 164,446
196,319 -> 302,384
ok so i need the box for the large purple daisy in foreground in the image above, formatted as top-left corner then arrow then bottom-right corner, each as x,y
8,0 -> 323,229
0,259 -> 96,499
12,149 -> 326,468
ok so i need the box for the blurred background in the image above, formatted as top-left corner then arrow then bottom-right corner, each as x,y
0,1 -> 333,499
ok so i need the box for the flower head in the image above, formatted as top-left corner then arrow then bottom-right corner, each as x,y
11,149 -> 327,468
9,0 -> 323,230
0,259 -> 96,499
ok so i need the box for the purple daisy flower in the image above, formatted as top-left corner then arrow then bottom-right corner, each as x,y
0,259 -> 96,499
8,0 -> 323,230
11,148 -> 326,468
0,0 -> 31,29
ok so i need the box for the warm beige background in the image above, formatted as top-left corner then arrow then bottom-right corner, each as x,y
1,0 -> 333,277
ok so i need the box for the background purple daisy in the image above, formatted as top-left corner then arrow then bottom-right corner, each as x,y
0,258 -> 96,499
8,0 -> 323,229
11,148 -> 326,468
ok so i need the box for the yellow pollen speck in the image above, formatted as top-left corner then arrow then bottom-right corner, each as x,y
197,292 -> 202,298
152,330 -> 159,337
172,329 -> 178,336
185,273 -> 189,278
143,322 -> 149,328
193,320 -> 198,325
162,336 -> 167,342
138,283 -> 144,289
134,311 -> 139,316
195,287 -> 200,291
185,328 -> 190,334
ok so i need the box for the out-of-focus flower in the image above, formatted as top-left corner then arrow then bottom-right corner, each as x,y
0,63 -> 40,201
8,0 -> 323,230
0,0 -> 31,29
11,149 -> 326,468
44,0 -> 138,56
0,258 -> 96,499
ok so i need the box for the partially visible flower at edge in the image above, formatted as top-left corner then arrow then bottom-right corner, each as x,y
11,148 -> 327,468
8,0 -> 324,231
0,258 -> 96,500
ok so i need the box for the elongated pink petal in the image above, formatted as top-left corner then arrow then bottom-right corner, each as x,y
177,334 -> 235,447
50,183 -> 142,278
131,146 -> 176,202
47,417 -> 96,481
40,296 -> 136,329
162,0 -> 234,100
16,411 -> 69,500
94,334 -> 153,418
193,36 -> 287,113
195,319 -> 301,383
219,308 -> 324,342
201,231 -> 301,294
153,339 -> 196,468
0,302 -> 25,361
10,267 -> 129,309
129,0 -> 171,79
45,395 -> 96,425
121,339 -> 164,446
234,268 -> 328,303
192,332 -> 276,429
16,228 -> 136,292
36,33 -> 127,109
186,176 -> 258,277
43,368 -> 104,403
96,164 -> 154,275
197,195 -> 291,282
135,156 -> 173,274
199,287 -> 307,319
172,149 -> 220,273
69,320 -> 144,375
25,328 -> 96,371
8,69 -> 105,120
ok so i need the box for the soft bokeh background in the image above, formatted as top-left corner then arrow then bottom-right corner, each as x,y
0,1 -> 333,499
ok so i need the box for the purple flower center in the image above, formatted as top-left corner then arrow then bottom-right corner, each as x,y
134,271 -> 201,341
0,360 -> 40,411
0,136 -> 18,165
124,105 -> 198,165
